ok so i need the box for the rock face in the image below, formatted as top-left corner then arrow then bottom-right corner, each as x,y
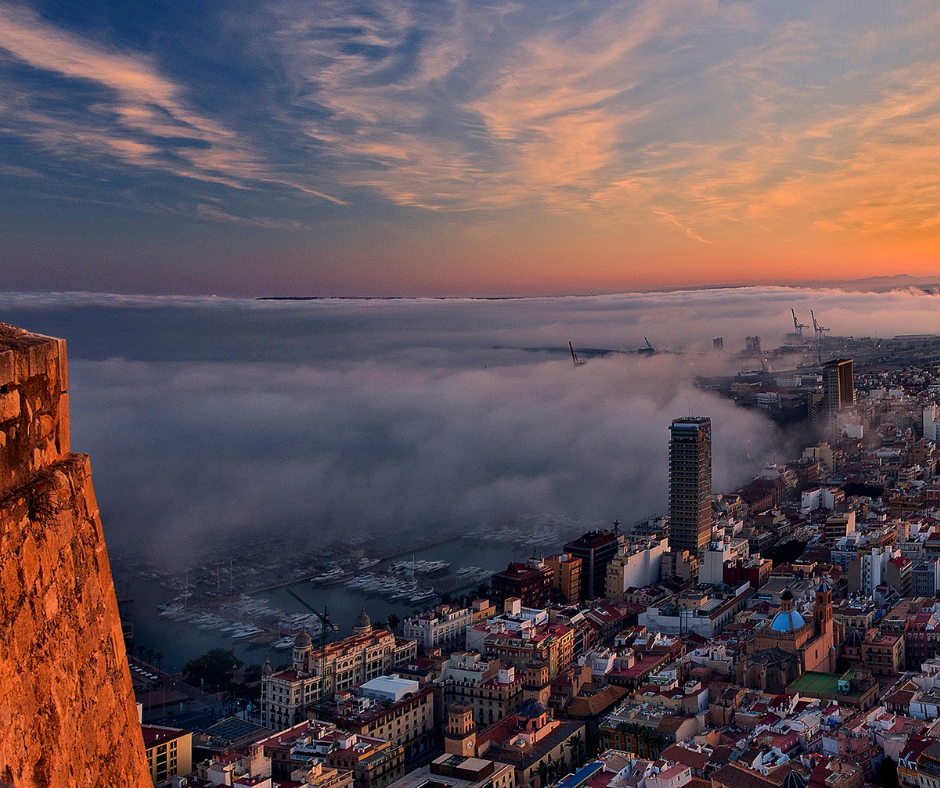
0,325 -> 150,787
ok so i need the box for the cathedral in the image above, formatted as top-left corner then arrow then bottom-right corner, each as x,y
738,582 -> 841,692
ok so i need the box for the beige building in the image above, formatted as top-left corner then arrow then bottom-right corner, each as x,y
262,617 -> 417,728
142,725 -> 192,786
405,605 -> 472,652
545,553 -> 583,603
328,678 -> 436,762
440,652 -> 526,727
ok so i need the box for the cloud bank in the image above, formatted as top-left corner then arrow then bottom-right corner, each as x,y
5,286 -> 939,559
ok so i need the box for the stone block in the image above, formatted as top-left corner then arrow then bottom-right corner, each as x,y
57,392 -> 70,455
0,389 -> 19,422
27,344 -> 47,378
0,351 -> 13,387
55,337 -> 68,391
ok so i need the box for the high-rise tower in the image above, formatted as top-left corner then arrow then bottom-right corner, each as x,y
668,417 -> 713,554
823,359 -> 854,414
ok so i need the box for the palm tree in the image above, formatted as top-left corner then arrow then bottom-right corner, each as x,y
154,652 -> 164,671
647,732 -> 666,759
567,733 -> 585,768
615,721 -> 630,751
597,728 -> 611,754
137,645 -> 145,661
387,613 -> 400,634
146,648 -> 155,665
537,761 -> 550,788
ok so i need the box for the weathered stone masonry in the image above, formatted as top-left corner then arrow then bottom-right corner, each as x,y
0,325 -> 150,787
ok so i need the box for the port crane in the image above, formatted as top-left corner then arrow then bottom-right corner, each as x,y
569,341 -> 586,366
638,337 -> 655,355
286,588 -> 338,718
811,310 -> 830,365
791,308 -> 808,339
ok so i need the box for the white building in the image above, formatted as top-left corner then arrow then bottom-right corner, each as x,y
605,538 -> 667,599
699,538 -> 749,586
404,605 -> 472,652
925,405 -> 940,442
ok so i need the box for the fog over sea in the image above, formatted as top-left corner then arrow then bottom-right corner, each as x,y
3,286 -> 940,560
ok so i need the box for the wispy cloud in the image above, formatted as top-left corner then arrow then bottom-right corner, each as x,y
0,4 -> 343,205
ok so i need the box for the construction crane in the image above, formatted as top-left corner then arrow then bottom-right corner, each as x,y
791,308 -> 807,339
638,337 -> 655,355
811,310 -> 830,365
286,588 -> 338,719
569,341 -> 586,366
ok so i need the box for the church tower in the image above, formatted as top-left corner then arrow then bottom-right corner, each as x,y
444,704 -> 476,757
813,581 -> 832,635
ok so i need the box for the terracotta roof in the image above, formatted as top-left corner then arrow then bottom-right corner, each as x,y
567,686 -> 629,718
660,744 -> 708,772
711,763 -> 779,788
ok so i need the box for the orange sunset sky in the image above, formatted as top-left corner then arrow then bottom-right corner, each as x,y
1,2 -> 939,295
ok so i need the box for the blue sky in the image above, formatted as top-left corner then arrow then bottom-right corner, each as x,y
2,2 -> 940,295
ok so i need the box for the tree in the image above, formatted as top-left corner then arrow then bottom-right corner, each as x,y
136,645 -> 145,661
567,732 -> 585,768
387,613 -> 401,634
146,648 -> 155,665
184,648 -> 243,693
647,732 -> 666,759
154,652 -> 164,671
475,582 -> 490,599
537,760 -> 550,788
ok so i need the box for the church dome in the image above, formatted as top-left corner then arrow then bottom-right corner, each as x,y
517,698 -> 548,720
353,608 -> 372,634
781,771 -> 808,788
780,589 -> 794,602
294,629 -> 313,648
845,629 -> 864,648
816,581 -> 831,594
770,608 -> 806,632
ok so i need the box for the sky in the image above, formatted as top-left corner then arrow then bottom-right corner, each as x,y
5,286 -> 940,559
2,2 -> 940,296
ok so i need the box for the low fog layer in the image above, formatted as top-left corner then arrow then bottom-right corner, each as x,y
3,286 -> 939,558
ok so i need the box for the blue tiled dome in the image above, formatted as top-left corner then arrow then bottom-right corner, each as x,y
770,609 -> 806,632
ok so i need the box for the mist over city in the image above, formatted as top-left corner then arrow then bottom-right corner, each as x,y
2,285 -> 938,559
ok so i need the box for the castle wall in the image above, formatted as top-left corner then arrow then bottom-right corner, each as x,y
0,325 -> 150,787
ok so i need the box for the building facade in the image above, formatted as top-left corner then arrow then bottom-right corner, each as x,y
668,418 -> 713,554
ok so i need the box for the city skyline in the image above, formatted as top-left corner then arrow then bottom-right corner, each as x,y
2,3 -> 940,296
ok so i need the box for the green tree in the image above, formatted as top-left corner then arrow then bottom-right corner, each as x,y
647,732 -> 666,759
184,648 -> 243,693
537,760 -> 550,788
567,732 -> 585,768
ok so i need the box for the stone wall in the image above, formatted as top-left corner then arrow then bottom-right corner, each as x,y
0,325 -> 150,787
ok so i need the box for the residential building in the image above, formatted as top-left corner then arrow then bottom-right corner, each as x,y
405,606 -> 472,653
544,553 -> 582,603
861,630 -> 905,676
668,418 -> 713,554
440,652 -> 526,727
824,359 -> 855,414
387,753 -> 516,788
564,529 -> 624,599
605,538 -> 667,599
262,624 -> 417,729
490,560 -> 552,609
142,725 -> 192,786
327,677 -> 435,762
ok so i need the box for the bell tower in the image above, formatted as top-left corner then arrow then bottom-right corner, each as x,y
444,703 -> 476,756
813,582 -> 832,635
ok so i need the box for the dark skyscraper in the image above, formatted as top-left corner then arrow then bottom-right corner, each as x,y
668,417 -> 713,554
823,359 -> 854,414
